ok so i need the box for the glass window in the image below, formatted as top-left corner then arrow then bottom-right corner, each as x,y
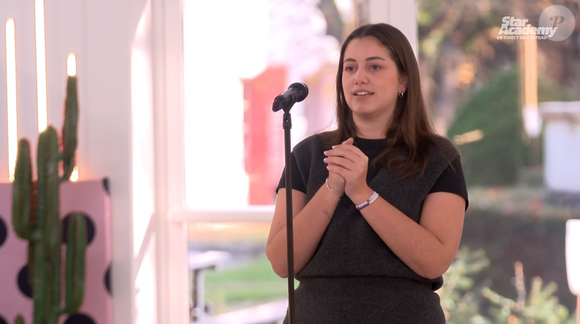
182,0 -> 354,319
182,0 -> 349,209
417,0 -> 580,322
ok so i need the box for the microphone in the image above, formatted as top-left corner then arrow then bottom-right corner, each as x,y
272,82 -> 309,112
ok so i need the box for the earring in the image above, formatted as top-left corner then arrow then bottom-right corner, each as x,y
398,91 -> 404,98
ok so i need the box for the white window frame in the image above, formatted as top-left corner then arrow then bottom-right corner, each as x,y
154,1 -> 418,323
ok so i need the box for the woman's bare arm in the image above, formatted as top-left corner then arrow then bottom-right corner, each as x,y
352,189 -> 465,279
325,139 -> 465,279
265,186 -> 341,278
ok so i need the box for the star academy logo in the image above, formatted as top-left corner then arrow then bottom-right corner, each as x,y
497,17 -> 556,40
496,5 -> 575,41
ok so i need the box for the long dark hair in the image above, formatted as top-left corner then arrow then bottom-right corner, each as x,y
325,23 -> 456,179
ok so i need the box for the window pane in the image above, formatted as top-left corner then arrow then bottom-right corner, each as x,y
417,0 -> 580,321
188,221 -> 289,319
182,0 -> 350,209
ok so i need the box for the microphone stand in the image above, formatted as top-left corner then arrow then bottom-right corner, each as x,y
273,83 -> 307,324
273,103 -> 296,324
282,108 -> 296,324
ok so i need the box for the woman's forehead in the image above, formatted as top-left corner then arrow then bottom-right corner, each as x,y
343,37 -> 394,61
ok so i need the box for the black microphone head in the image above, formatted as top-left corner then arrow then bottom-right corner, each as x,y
272,82 -> 309,112
289,82 -> 309,103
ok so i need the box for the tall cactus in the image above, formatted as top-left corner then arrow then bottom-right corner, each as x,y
11,76 -> 87,324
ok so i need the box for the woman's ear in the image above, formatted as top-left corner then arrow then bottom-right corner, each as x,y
399,74 -> 408,93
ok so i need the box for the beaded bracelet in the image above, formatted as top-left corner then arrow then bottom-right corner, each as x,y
325,178 -> 341,198
355,191 -> 379,210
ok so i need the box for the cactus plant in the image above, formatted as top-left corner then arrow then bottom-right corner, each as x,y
11,75 -> 87,324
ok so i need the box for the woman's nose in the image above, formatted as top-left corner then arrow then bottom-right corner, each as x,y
354,70 -> 368,84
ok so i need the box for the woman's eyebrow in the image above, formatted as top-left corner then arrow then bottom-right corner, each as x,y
343,56 -> 386,63
366,56 -> 386,61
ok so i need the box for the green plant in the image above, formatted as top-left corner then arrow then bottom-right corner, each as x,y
483,261 -> 575,324
440,247 -> 576,323
447,67 -> 565,187
11,76 -> 87,324
440,247 -> 492,324
460,206 -> 577,311
448,68 -> 526,186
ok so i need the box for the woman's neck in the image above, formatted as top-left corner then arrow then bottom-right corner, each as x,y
353,115 -> 391,139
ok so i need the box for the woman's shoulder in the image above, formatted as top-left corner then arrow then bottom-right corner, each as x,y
430,134 -> 457,150
428,134 -> 461,162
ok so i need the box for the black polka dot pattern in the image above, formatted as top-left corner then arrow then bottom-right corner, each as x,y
0,215 -> 7,248
105,264 -> 111,296
63,313 -> 96,324
61,213 -> 95,246
102,178 -> 110,196
4,180 -> 112,324
17,264 -> 33,298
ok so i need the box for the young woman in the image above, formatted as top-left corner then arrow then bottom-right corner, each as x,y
266,23 -> 468,323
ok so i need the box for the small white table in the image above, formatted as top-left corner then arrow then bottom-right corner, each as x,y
189,250 -> 231,321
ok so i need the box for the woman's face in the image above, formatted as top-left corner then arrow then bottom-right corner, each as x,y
341,36 -> 407,120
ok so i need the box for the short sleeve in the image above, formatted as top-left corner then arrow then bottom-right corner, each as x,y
429,157 -> 469,210
276,154 -> 307,194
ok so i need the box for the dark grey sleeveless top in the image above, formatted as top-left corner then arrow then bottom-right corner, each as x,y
280,132 -> 463,290
277,133 -> 467,323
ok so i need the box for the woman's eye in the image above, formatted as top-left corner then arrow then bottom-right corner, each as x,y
370,65 -> 381,71
344,66 -> 355,72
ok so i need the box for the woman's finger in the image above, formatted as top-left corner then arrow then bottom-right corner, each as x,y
324,156 -> 355,170
325,147 -> 367,165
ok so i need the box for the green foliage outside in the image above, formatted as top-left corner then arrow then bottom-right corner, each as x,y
447,67 -> 566,187
442,247 -> 577,324
200,245 -> 577,322
461,204 -> 579,313
440,248 -> 491,324
203,256 -> 293,313
483,277 -> 574,324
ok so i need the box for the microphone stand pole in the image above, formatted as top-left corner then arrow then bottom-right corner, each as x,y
281,108 -> 296,324
273,83 -> 307,324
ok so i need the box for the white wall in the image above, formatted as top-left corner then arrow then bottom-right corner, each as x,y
0,0 -> 40,179
544,120 -> 580,192
82,1 -> 138,323
368,0 -> 418,56
541,101 -> 580,193
0,0 -> 188,323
